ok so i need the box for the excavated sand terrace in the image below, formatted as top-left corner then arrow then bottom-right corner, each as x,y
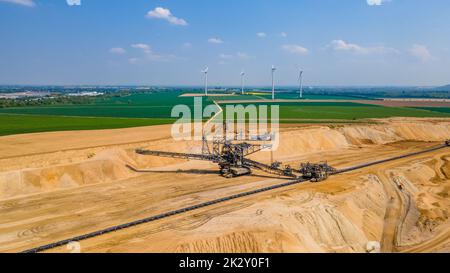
0,118 -> 449,253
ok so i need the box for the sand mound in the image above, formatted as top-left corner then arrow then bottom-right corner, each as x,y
1,119 -> 449,200
254,120 -> 450,161
171,177 -> 386,253
0,149 -> 134,199
388,156 -> 450,247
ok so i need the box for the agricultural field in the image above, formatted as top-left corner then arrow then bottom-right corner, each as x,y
221,101 -> 450,120
0,91 -> 449,136
415,107 -> 450,114
0,91 -> 201,118
0,114 -> 175,136
242,92 -> 367,100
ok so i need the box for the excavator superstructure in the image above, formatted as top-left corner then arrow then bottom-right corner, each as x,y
136,122 -> 336,181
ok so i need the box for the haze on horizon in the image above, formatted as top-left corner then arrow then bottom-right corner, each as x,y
0,0 -> 449,87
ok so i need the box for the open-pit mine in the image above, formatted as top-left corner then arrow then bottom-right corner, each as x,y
1,118 -> 449,253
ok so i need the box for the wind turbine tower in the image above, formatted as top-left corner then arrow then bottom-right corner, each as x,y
240,70 -> 245,95
299,70 -> 304,99
271,65 -> 277,100
201,67 -> 209,96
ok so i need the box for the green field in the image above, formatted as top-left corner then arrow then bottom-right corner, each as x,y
221,102 -> 450,120
0,114 -> 175,136
0,92 -> 204,118
242,93 -> 366,100
415,107 -> 450,114
0,92 -> 449,136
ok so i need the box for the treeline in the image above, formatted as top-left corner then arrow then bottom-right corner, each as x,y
375,91 -> 450,99
0,90 -> 133,108
0,96 -> 96,108
305,88 -> 450,99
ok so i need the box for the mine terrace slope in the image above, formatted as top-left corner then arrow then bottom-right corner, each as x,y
0,118 -> 449,253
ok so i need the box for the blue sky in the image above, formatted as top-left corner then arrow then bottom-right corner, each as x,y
0,0 -> 449,86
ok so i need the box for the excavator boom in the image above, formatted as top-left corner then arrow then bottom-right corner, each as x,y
135,149 -> 215,162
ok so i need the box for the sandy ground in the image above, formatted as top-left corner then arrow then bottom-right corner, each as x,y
0,118 -> 449,253
383,98 -> 450,102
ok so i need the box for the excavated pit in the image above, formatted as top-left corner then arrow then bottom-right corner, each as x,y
0,118 -> 449,253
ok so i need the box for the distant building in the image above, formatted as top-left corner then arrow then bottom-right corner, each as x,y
67,91 -> 104,97
0,91 -> 50,99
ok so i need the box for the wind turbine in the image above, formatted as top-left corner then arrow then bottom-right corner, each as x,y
202,67 -> 209,96
298,69 -> 304,99
271,65 -> 277,100
240,70 -> 245,95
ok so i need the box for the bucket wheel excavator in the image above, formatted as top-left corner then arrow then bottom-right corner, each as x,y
136,122 -> 336,181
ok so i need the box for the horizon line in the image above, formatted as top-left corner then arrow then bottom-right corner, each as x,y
0,84 -> 447,89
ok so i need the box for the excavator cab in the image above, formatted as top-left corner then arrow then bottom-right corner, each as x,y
283,165 -> 294,177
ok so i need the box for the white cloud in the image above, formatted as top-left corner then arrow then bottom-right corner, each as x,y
367,0 -> 388,6
331,40 -> 367,53
257,32 -> 267,38
131,43 -> 151,54
0,0 -> 35,7
280,32 -> 288,38
109,47 -> 126,54
130,43 -> 172,61
282,44 -> 309,55
66,0 -> 81,6
330,39 -> 398,54
219,54 -> 233,59
208,38 -> 224,44
146,7 -> 188,26
409,44 -> 433,62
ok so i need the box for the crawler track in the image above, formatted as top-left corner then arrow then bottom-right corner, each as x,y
21,142 -> 449,253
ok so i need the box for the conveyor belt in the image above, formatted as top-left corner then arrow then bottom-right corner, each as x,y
335,144 -> 447,174
22,178 -> 308,253
244,158 -> 297,177
135,149 -> 216,161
